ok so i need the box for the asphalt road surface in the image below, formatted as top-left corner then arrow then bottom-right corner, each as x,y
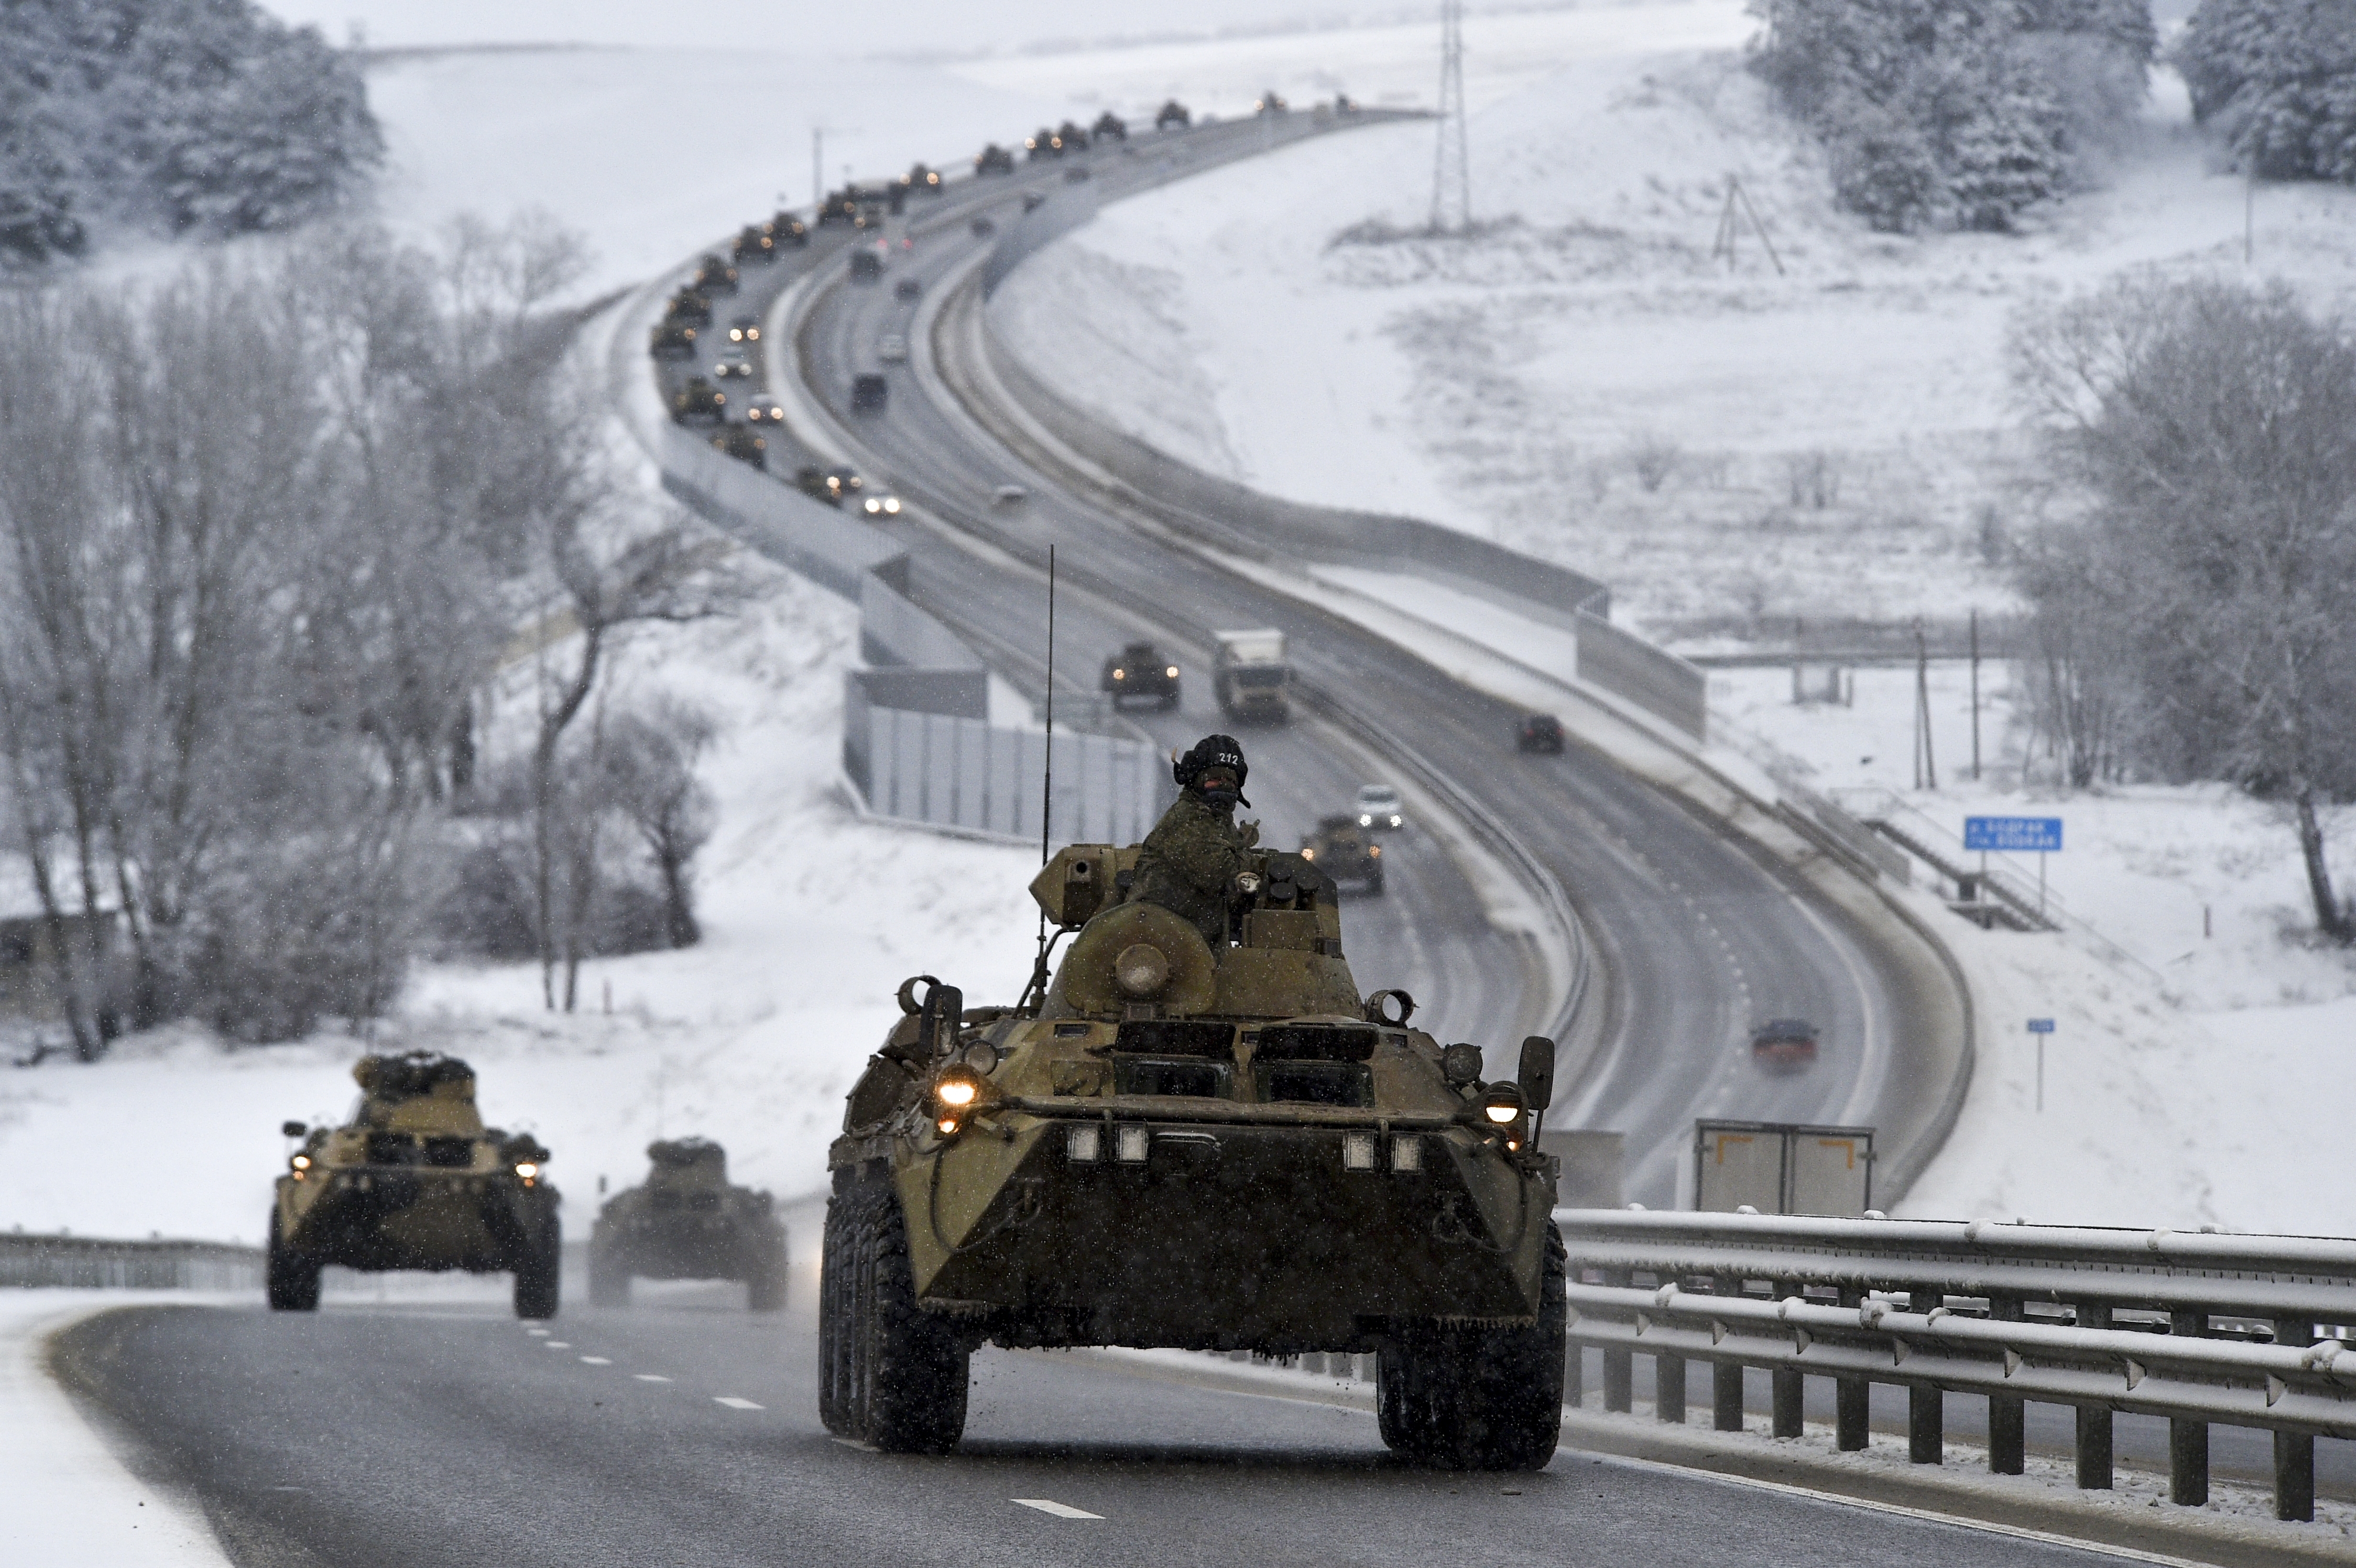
56,1280 -> 2141,1568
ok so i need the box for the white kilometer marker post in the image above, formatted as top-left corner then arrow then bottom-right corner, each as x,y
1013,1500 -> 1103,1520
713,1396 -> 764,1410
633,1374 -> 671,1383
579,1356 -> 611,1365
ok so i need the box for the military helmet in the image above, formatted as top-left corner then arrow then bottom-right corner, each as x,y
1174,734 -> 1249,805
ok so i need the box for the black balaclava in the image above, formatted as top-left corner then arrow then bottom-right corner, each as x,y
1173,734 -> 1250,809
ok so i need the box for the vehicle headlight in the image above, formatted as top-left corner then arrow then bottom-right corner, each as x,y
1482,1102 -> 1517,1124
1368,844 -> 1381,857
884,498 -> 900,513
514,1162 -> 540,1178
936,1078 -> 978,1108
1112,669 -> 1125,680
1166,666 -> 1179,678
1359,814 -> 1373,826
1389,814 -> 1402,827
290,1154 -> 311,1170
746,327 -> 759,340
1300,848 -> 1315,860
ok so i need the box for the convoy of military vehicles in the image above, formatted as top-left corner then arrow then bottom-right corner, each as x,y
590,1138 -> 788,1309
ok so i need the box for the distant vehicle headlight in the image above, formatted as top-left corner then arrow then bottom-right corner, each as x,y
1112,669 -> 1125,680
1359,814 -> 1373,826
290,1154 -> 311,1170
514,1162 -> 540,1178
1166,666 -> 1178,678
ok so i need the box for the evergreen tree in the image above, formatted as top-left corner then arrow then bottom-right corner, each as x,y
2179,0 -> 2356,183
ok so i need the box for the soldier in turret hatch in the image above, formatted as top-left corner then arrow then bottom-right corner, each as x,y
1127,734 -> 1261,948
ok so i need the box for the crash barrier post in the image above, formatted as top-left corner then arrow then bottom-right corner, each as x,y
1557,1208 -> 2356,1524
661,427 -> 1174,844
1,1231 -> 264,1290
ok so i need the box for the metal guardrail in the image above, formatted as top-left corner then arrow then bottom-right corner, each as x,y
1,1231 -> 263,1290
1558,1209 -> 2356,1523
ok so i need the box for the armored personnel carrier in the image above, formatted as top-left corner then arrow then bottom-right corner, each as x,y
733,223 -> 777,263
974,142 -> 1016,176
672,376 -> 727,425
649,319 -> 698,359
712,425 -> 767,469
1100,641 -> 1179,709
1300,814 -> 1383,893
666,289 -> 712,329
1156,99 -> 1192,131
821,844 -> 1566,1467
691,254 -> 739,295
269,1053 -> 558,1317
589,1138 -> 788,1310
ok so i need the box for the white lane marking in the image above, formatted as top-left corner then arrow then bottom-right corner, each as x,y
633,1374 -> 671,1383
579,1356 -> 611,1365
525,1328 -> 550,1337
544,1342 -> 572,1349
713,1396 -> 764,1410
1012,1499 -> 1103,1520
830,1437 -> 875,1452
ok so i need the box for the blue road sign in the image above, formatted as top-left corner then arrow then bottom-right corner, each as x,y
1966,816 -> 2062,853
2028,1018 -> 2055,1034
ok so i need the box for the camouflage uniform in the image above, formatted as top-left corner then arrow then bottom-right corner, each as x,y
1128,791 -> 1259,949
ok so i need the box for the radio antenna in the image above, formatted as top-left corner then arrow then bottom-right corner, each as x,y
1025,545 -> 1059,1014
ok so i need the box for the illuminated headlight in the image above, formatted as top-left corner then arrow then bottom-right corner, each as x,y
1342,1132 -> 1378,1171
1165,666 -> 1178,678
1115,1125 -> 1149,1164
1299,848 -> 1315,860
1112,669 -> 1125,680
713,392 -> 726,404
746,327 -> 759,340
514,1162 -> 540,1178
290,1154 -> 311,1170
1482,1102 -> 1518,1125
1368,844 -> 1381,858
1068,1124 -> 1102,1163
1390,1136 -> 1422,1174
935,1076 -> 978,1108
1389,815 -> 1402,828
1359,814 -> 1373,826
884,497 -> 900,514
729,327 -> 744,341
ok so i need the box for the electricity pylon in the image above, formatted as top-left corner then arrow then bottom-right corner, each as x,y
1430,0 -> 1470,234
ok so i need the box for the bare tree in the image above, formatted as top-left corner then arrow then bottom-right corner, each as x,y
604,699 -> 720,950
2010,277 -> 2356,938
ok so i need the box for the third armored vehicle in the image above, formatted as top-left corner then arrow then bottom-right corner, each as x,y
269,1053 -> 558,1317
1155,99 -> 1192,131
820,843 -> 1567,1468
1300,814 -> 1383,893
1100,641 -> 1179,709
589,1138 -> 788,1310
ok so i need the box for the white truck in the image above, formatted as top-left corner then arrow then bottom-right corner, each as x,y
1212,628 -> 1291,724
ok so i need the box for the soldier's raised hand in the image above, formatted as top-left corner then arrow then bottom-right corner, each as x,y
1236,818 -> 1261,848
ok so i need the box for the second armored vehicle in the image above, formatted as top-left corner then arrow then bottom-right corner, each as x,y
1101,641 -> 1180,709
589,1138 -> 788,1310
821,844 -> 1566,1467
269,1053 -> 558,1318
1300,814 -> 1384,893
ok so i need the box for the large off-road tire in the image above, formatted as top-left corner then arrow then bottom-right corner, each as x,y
818,1181 -> 863,1436
847,1174 -> 969,1452
588,1243 -> 630,1308
513,1222 -> 562,1320
1378,1222 -> 1565,1470
265,1208 -> 321,1313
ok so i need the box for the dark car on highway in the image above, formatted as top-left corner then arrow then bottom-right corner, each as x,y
1751,1018 -> 1820,1075
726,315 -> 760,345
849,249 -> 883,283
743,396 -> 786,425
851,373 -> 888,413
1101,642 -> 1179,709
1517,714 -> 1565,753
1300,814 -> 1384,893
894,277 -> 922,300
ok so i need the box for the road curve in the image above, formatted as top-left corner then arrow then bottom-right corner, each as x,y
771,131 -> 1962,1207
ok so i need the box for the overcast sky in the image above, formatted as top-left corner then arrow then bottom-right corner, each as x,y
258,0 -> 1470,59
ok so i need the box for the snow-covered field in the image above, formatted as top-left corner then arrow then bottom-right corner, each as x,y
988,22 -> 2356,644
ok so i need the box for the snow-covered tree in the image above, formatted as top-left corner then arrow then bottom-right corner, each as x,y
2178,0 -> 2356,183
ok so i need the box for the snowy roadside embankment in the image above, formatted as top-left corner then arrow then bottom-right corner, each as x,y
0,1292 -> 237,1567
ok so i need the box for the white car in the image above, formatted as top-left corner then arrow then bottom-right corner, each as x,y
878,334 -> 908,364
712,349 -> 754,380
1354,784 -> 1404,831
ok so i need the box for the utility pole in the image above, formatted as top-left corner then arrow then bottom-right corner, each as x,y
1913,618 -> 1937,792
812,127 -> 823,214
1970,608 -> 1982,783
1430,0 -> 1470,234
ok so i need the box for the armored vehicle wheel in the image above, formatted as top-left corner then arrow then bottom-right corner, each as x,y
747,1244 -> 788,1313
588,1245 -> 630,1308
1377,1223 -> 1565,1470
1367,871 -> 1385,895
513,1227 -> 561,1320
818,1184 -> 859,1435
848,1174 -> 968,1451
265,1209 -> 321,1312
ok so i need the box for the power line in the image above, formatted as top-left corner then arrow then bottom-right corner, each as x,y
1430,0 -> 1469,234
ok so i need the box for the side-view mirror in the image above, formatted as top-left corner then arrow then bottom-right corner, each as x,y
281,1120 -> 308,1139
920,982 -> 965,1058
1517,1035 -> 1557,1114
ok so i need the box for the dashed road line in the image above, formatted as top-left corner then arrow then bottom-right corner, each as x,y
1013,1499 -> 1103,1520
713,1396 -> 764,1410
525,1328 -> 550,1337
633,1374 -> 671,1383
579,1356 -> 611,1365
544,1341 -> 572,1349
